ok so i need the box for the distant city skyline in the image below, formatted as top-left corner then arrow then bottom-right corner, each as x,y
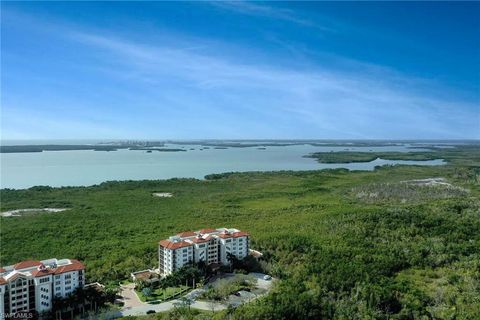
1,1 -> 479,140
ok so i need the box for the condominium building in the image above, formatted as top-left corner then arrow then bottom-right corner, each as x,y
159,228 -> 250,276
0,258 -> 85,317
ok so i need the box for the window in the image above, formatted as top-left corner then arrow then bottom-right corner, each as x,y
39,277 -> 49,284
65,274 -> 72,279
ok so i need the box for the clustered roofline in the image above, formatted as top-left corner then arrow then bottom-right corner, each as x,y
159,228 -> 250,249
0,258 -> 85,284
158,239 -> 193,250
14,260 -> 43,270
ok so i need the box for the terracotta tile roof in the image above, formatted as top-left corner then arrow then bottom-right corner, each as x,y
31,268 -> 55,278
159,239 -> 193,250
192,237 -> 208,243
218,231 -> 250,239
177,231 -> 196,237
217,232 -> 233,239
198,228 -> 217,234
0,277 -> 6,285
14,260 -> 42,270
0,268 -> 6,273
232,231 -> 250,238
54,260 -> 85,275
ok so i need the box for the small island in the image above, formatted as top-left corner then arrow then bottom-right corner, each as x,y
304,145 -> 479,164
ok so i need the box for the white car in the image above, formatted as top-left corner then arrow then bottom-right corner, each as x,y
263,275 -> 272,280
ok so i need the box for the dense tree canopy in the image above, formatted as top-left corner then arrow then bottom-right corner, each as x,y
2,161 -> 479,319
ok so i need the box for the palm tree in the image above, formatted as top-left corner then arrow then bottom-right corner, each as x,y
65,293 -> 76,319
52,296 -> 65,320
142,287 -> 152,301
105,285 -> 119,303
84,286 -> 100,312
227,252 -> 237,272
197,260 -> 207,275
180,296 -> 192,311
160,280 -> 168,301
73,287 -> 86,316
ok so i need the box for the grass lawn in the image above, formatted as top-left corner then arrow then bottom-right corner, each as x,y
137,285 -> 190,302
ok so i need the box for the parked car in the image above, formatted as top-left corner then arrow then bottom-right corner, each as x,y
263,275 -> 272,280
146,310 -> 156,314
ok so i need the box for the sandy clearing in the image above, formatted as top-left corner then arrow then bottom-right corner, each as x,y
1,208 -> 69,217
152,192 -> 173,198
402,177 -> 452,187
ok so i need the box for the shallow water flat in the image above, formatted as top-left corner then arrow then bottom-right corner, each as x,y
0,143 -> 444,189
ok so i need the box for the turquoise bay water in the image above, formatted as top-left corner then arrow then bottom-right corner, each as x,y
0,144 -> 444,189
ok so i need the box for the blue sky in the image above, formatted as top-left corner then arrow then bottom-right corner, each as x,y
1,1 -> 479,139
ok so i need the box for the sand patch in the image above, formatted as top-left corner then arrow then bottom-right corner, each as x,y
152,192 -> 173,198
401,177 -> 452,187
1,208 -> 69,217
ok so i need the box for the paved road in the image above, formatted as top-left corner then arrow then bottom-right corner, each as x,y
116,273 -> 273,317
116,297 -> 227,317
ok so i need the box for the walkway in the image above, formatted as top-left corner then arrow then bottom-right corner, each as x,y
119,283 -> 145,308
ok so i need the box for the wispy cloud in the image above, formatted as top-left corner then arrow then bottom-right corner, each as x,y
68,31 -> 478,139
2,5 -> 478,139
209,1 -> 332,31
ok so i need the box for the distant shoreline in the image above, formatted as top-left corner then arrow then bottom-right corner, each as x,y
2,141 -> 475,190
1,139 -> 477,153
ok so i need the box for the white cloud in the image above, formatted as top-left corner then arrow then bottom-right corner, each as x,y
68,31 -> 479,139
209,1 -> 318,28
